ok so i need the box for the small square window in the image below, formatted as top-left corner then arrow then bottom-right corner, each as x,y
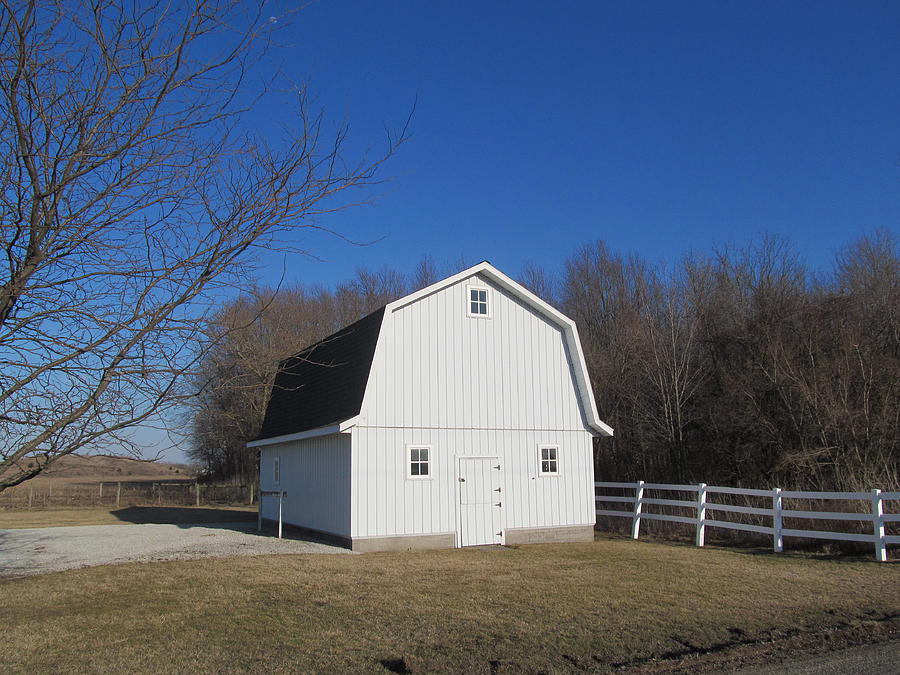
408,445 -> 431,479
468,287 -> 489,317
538,446 -> 558,475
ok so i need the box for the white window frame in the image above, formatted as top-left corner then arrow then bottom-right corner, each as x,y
467,285 -> 491,318
537,444 -> 560,476
406,444 -> 433,480
273,454 -> 281,485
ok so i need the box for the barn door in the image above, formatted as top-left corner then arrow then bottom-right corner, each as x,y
457,457 -> 502,547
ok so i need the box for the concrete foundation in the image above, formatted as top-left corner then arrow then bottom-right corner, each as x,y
503,524 -> 595,545
351,532 -> 456,552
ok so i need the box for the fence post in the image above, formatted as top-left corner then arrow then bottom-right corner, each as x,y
631,480 -> 645,540
278,491 -> 284,539
695,483 -> 707,547
195,481 -> 200,507
773,487 -> 783,553
249,483 -> 255,506
99,482 -> 103,501
116,481 -> 121,508
872,489 -> 886,562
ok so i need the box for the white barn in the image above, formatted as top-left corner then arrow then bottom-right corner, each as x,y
249,262 -> 612,551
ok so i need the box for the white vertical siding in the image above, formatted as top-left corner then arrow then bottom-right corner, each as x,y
350,272 -> 596,540
259,433 -> 351,537
350,427 -> 594,538
358,273 -> 587,431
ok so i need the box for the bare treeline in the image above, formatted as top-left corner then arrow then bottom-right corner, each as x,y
192,233 -> 898,492
561,231 -> 898,492
189,259 -> 440,481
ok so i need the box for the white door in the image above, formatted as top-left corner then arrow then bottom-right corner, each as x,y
458,457 -> 503,547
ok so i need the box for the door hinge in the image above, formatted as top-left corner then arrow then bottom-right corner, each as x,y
495,502 -> 501,507
493,465 -> 500,470
494,487 -> 501,492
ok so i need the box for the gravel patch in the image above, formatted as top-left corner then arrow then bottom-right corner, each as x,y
0,522 -> 348,577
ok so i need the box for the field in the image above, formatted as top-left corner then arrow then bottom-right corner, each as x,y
3,452 -> 192,484
2,536 -> 897,673
0,454 -> 257,510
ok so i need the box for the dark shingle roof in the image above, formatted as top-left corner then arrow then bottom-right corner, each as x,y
254,307 -> 385,440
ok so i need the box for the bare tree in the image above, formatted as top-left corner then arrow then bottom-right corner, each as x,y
411,255 -> 438,291
189,264 -> 418,482
190,285 -> 343,483
632,265 -> 706,481
563,234 -> 898,491
0,1 -> 405,490
518,261 -> 556,304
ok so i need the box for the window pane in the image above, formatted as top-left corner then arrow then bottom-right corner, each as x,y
421,464 -> 429,476
411,463 -> 420,476
549,460 -> 557,472
478,303 -> 487,314
479,290 -> 486,302
549,448 -> 557,460
411,448 -> 419,461
541,448 -> 549,460
542,461 -> 550,473
471,289 -> 478,301
419,448 -> 428,461
471,302 -> 479,314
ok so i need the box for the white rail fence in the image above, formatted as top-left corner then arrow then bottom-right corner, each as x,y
595,481 -> 900,562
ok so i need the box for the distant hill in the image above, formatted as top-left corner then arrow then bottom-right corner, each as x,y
30,454 -> 194,482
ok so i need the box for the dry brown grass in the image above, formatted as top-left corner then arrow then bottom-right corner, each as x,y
1,536 -> 897,673
0,505 -> 256,529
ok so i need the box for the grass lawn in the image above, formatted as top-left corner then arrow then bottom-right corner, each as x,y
0,505 -> 257,529
1,536 -> 897,673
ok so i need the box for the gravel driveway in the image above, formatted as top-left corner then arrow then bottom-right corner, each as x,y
0,522 -> 348,577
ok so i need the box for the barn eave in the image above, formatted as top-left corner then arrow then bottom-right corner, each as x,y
247,416 -> 358,448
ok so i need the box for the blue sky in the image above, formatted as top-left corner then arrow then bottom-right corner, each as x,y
150,1 -> 899,462
248,0 -> 899,287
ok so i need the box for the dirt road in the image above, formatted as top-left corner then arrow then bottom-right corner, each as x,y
735,640 -> 899,674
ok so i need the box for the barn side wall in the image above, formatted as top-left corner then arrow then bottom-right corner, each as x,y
350,427 -> 595,542
259,433 -> 351,539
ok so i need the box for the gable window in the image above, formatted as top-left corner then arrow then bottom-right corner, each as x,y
408,446 -> 431,479
274,455 -> 281,485
468,287 -> 489,317
539,446 -> 559,475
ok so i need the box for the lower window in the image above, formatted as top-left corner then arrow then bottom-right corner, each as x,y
408,446 -> 431,478
539,446 -> 558,475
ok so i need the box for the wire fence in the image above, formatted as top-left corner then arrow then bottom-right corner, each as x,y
0,479 -> 257,509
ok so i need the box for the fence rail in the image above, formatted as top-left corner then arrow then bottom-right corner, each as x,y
595,480 -> 898,562
0,480 -> 256,509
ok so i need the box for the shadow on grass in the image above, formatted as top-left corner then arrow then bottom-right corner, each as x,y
595,530 -> 890,564
111,506 -> 257,528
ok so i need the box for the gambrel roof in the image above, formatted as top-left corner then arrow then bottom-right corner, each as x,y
253,307 -> 385,443
249,262 -> 613,448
